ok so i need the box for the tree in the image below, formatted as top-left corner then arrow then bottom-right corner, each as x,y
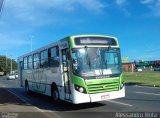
0,55 -> 17,74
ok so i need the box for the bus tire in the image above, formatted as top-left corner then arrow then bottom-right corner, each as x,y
51,86 -> 59,103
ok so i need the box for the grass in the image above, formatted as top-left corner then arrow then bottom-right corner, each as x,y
124,70 -> 160,87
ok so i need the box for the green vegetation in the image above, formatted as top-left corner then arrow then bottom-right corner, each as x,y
0,55 -> 17,74
124,70 -> 160,87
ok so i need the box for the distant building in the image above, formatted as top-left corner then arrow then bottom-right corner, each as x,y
122,62 -> 135,72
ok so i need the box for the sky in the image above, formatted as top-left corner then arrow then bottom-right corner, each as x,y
0,0 -> 160,62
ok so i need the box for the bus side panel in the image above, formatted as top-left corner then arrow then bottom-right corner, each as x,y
23,67 -> 62,96
45,67 -> 62,96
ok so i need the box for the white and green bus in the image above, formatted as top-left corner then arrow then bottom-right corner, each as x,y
18,35 -> 125,104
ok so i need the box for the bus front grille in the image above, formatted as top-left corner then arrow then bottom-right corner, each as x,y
86,82 -> 119,94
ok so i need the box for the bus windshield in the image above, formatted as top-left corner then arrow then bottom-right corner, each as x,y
71,47 -> 122,77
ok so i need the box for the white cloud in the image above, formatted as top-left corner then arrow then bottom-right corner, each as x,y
115,0 -> 126,7
140,0 -> 160,17
3,0 -> 105,26
115,0 -> 131,16
75,0 -> 105,12
122,8 -> 131,16
141,0 -> 154,4
152,0 -> 160,16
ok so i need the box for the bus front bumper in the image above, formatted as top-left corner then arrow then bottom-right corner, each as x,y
89,86 -> 125,102
72,86 -> 125,104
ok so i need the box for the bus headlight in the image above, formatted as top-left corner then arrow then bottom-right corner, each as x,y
74,85 -> 86,93
120,83 -> 124,89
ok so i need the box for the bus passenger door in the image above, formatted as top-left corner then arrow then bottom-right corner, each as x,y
62,49 -> 71,100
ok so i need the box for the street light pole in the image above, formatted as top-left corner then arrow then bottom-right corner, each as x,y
5,50 -> 7,69
10,55 -> 12,74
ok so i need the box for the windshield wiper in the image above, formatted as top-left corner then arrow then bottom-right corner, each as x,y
104,58 -> 108,69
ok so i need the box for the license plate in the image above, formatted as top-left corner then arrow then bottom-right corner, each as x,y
101,94 -> 110,100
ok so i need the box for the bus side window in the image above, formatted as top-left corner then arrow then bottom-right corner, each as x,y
23,57 -> 27,70
40,50 -> 48,68
33,53 -> 40,69
27,55 -> 33,69
49,46 -> 59,67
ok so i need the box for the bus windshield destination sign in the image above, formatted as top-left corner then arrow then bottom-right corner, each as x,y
74,37 -> 117,46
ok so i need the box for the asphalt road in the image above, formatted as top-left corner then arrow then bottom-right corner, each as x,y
0,76 -> 160,118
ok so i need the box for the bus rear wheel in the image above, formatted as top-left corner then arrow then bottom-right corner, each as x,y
51,87 -> 59,103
